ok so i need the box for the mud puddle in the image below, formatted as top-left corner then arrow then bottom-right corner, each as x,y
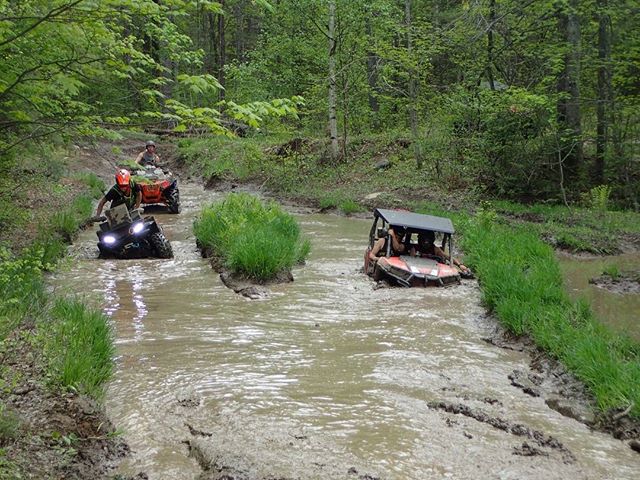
50,184 -> 640,479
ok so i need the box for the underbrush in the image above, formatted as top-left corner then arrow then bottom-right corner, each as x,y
461,208 -> 640,418
194,192 -> 310,281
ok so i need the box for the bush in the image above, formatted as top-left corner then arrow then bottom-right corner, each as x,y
194,193 -> 310,281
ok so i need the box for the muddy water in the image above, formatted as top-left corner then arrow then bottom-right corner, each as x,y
558,252 -> 640,341
51,185 -> 640,480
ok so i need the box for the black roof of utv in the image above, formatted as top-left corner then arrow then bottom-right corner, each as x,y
374,208 -> 455,234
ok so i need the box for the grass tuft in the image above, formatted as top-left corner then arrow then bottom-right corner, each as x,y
44,298 -> 114,398
194,193 -> 310,281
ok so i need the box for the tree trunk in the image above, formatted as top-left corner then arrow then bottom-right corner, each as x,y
486,0 -> 496,90
405,0 -> 423,168
365,13 -> 380,124
328,0 -> 340,162
234,0 -> 246,62
218,0 -> 226,102
595,0 -> 611,184
556,0 -> 583,181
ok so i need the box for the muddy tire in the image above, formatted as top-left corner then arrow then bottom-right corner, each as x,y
150,232 -> 173,259
372,263 -> 384,281
166,189 -> 181,214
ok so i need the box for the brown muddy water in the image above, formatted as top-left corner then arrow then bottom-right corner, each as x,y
558,252 -> 640,342
50,184 -> 640,480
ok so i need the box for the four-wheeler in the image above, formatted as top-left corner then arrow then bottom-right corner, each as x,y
96,203 -> 173,259
132,165 -> 180,213
364,208 -> 467,287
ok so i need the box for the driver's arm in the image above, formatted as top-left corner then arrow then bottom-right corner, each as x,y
135,151 -> 144,165
95,196 -> 107,217
389,229 -> 405,253
134,188 -> 142,210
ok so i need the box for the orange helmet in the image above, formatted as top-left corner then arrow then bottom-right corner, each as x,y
115,169 -> 131,187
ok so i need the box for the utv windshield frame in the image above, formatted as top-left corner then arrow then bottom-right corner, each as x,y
368,208 -> 456,267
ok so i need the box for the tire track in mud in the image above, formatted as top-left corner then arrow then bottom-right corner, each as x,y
427,401 -> 576,464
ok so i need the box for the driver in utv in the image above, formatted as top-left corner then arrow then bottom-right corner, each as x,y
95,169 -> 142,217
410,231 -> 471,276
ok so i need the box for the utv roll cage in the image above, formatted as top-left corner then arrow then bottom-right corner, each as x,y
368,208 -> 456,267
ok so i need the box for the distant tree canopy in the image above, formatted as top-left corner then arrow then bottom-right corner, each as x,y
1,0 -> 638,206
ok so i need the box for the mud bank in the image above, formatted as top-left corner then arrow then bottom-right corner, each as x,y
589,272 -> 640,294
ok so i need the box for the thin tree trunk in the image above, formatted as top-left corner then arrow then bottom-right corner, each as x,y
486,0 -> 496,90
234,0 -> 246,62
218,0 -> 226,102
556,0 -> 583,181
595,0 -> 611,184
405,0 -> 423,168
328,0 -> 339,162
365,13 -> 380,124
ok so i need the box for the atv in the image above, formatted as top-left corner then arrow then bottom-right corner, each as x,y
132,165 -> 181,213
96,203 -> 173,259
364,208 -> 471,287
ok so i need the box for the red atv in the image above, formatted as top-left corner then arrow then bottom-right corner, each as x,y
132,165 -> 181,214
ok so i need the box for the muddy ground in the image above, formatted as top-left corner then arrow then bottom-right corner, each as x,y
589,272 -> 640,294
3,136 -> 639,480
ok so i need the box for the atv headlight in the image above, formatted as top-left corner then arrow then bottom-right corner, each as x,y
132,222 -> 144,234
103,235 -> 117,244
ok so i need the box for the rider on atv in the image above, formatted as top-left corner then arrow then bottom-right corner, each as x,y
135,140 -> 160,167
95,169 -> 142,217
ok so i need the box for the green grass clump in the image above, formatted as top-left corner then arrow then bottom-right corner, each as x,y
43,298 -> 114,398
0,403 -> 19,443
339,198 -> 364,215
73,172 -> 106,199
603,264 -> 621,280
461,209 -> 640,418
49,195 -> 93,242
194,193 -> 310,281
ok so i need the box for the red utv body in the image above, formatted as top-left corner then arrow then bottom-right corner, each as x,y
364,208 -> 461,287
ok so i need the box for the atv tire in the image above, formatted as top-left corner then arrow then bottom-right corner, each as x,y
150,232 -> 173,259
372,263 -> 385,281
166,188 -> 181,214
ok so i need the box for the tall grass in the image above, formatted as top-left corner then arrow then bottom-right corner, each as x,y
43,298 -> 114,398
73,172 -> 106,199
50,194 -> 93,241
461,209 -> 640,417
194,193 -> 310,281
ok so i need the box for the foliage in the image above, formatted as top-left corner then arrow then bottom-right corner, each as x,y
193,193 -> 310,281
582,185 -> 612,213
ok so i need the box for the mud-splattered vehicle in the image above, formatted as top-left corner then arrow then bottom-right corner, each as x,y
364,208 -> 464,287
96,204 -> 173,259
132,165 -> 180,214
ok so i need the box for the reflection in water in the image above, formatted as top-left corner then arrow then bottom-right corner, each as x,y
102,265 -> 148,343
50,185 -> 640,480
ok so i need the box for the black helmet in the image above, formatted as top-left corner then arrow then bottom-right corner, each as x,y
145,140 -> 156,148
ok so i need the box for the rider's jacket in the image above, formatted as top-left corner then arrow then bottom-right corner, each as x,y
104,182 -> 140,210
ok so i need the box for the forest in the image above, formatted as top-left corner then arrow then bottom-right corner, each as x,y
1,0 -> 639,209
